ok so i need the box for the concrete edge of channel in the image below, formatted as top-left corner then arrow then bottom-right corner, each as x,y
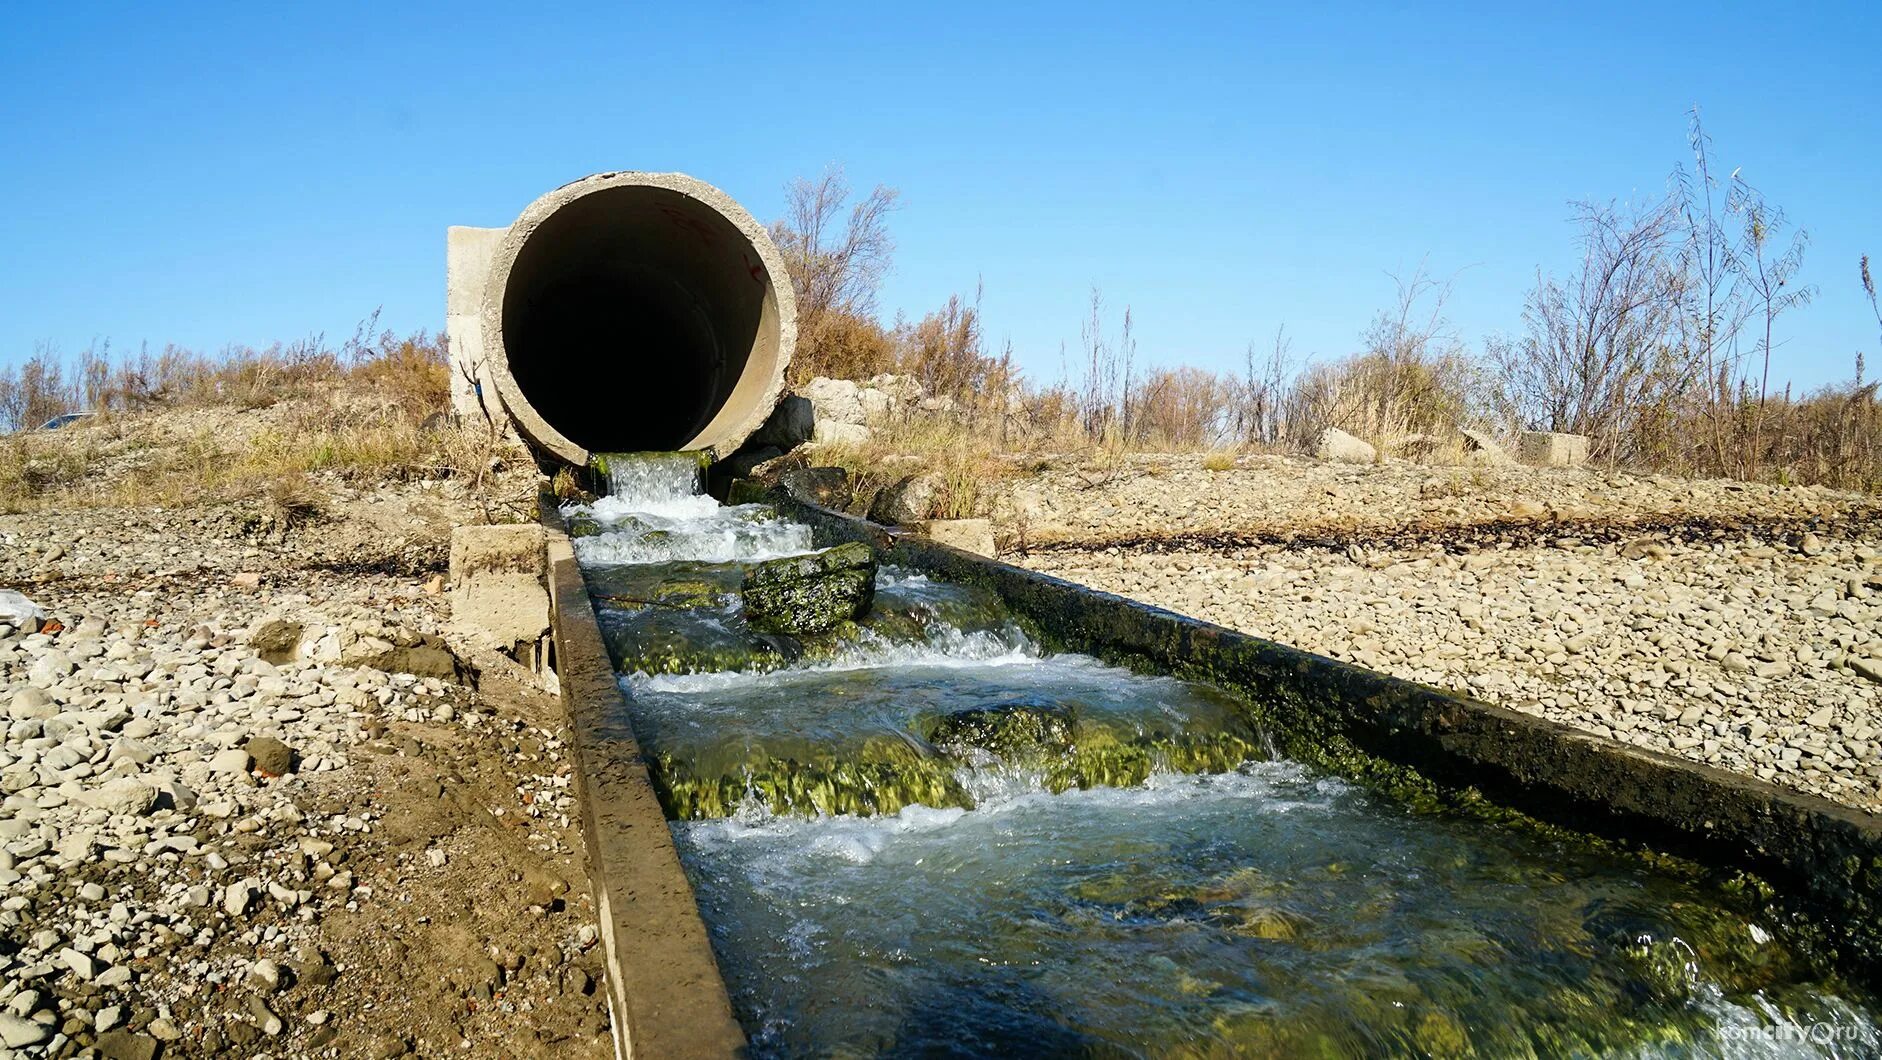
538,497 -> 747,1059
758,485 -> 1882,990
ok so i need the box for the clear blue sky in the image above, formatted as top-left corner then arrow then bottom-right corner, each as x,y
3,2 -> 1877,390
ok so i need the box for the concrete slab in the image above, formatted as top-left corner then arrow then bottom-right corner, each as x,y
540,504 -> 745,1059
910,518 -> 996,557
446,226 -> 509,426
1520,431 -> 1590,468
448,525 -> 550,672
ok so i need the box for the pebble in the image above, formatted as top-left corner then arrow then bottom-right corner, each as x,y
1027,513 -> 1882,810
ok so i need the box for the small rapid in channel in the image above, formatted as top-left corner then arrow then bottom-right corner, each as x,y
566,453 -> 1882,1058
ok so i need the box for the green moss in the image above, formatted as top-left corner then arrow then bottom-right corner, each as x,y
650,737 -> 974,819
928,700 -> 1075,760
742,542 -> 878,635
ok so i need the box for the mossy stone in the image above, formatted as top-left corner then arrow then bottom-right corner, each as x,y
927,698 -> 1075,760
742,541 -> 877,635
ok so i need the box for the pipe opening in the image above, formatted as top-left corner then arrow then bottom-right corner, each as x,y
498,182 -> 782,454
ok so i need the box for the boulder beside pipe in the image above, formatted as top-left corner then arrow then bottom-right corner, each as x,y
450,172 -> 797,466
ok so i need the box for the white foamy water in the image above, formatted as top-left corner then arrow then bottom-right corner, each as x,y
625,624 -> 1040,693
567,453 -> 812,565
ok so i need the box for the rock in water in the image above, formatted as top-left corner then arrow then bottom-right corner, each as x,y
779,467 -> 852,509
928,698 -> 1076,761
741,542 -> 876,635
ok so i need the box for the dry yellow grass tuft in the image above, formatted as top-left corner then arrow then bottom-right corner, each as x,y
0,330 -> 529,516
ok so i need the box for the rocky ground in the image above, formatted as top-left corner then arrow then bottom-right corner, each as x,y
0,476 -> 612,1058
1004,452 -> 1882,812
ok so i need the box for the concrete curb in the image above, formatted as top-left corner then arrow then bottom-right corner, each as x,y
760,488 -> 1882,989
540,501 -> 745,1058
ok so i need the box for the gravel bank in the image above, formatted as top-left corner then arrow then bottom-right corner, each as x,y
1009,455 -> 1882,812
0,482 -> 610,1058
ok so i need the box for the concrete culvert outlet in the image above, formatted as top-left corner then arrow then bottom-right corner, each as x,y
481,172 -> 796,464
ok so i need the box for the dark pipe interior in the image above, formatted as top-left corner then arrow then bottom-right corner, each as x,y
502,186 -> 764,453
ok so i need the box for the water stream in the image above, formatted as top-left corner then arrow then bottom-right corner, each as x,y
567,453 -> 1882,1058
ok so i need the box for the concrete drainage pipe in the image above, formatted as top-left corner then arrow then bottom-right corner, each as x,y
477,172 -> 796,464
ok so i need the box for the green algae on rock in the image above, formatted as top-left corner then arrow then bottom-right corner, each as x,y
741,541 -> 877,635
586,560 -> 747,611
598,606 -> 794,677
928,698 -> 1076,760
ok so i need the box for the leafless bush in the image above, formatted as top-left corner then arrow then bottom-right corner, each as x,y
769,167 -> 900,384
1490,198 -> 1693,461
1290,269 -> 1486,448
896,283 -> 1014,406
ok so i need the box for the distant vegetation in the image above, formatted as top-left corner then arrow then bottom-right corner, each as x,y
3,109 -> 1876,513
773,113 -> 1881,492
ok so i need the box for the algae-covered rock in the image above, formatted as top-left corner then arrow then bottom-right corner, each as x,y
928,698 -> 1075,760
651,735 -> 973,819
742,542 -> 877,635
586,560 -> 746,611
599,606 -> 792,676
566,513 -> 604,538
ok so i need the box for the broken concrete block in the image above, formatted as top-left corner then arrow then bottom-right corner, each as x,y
910,519 -> 997,558
1519,431 -> 1590,468
449,524 -> 550,671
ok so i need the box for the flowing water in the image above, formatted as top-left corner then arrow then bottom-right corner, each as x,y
568,453 -> 1882,1058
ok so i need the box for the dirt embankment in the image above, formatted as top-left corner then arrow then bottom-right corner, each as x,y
1,433 -> 612,1058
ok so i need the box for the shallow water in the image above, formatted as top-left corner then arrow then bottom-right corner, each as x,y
567,454 -> 1882,1058
680,767 -> 1881,1058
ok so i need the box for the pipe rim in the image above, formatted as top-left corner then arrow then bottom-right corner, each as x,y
480,171 -> 798,465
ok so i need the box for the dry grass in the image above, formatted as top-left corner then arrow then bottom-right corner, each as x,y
811,414 -> 1020,521
0,327 -> 526,515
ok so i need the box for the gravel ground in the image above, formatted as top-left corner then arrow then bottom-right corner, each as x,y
0,478 -> 611,1058
1007,454 -> 1882,813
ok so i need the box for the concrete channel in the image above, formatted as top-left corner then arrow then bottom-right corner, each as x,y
466,172 -> 1882,1055
537,482 -> 1882,1057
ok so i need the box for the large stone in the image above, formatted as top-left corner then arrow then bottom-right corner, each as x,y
1459,428 -> 1512,465
94,1029 -> 161,1060
810,420 -> 871,446
354,639 -> 462,681
247,618 -> 304,665
79,777 -> 159,817
741,542 -> 877,635
0,590 -> 45,634
8,686 -> 56,721
0,1013 -> 50,1048
749,394 -> 814,449
798,376 -> 866,425
1519,431 -> 1590,468
245,736 -> 295,777
910,518 -> 997,558
867,474 -> 938,525
779,467 -> 851,509
1314,427 -> 1376,464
